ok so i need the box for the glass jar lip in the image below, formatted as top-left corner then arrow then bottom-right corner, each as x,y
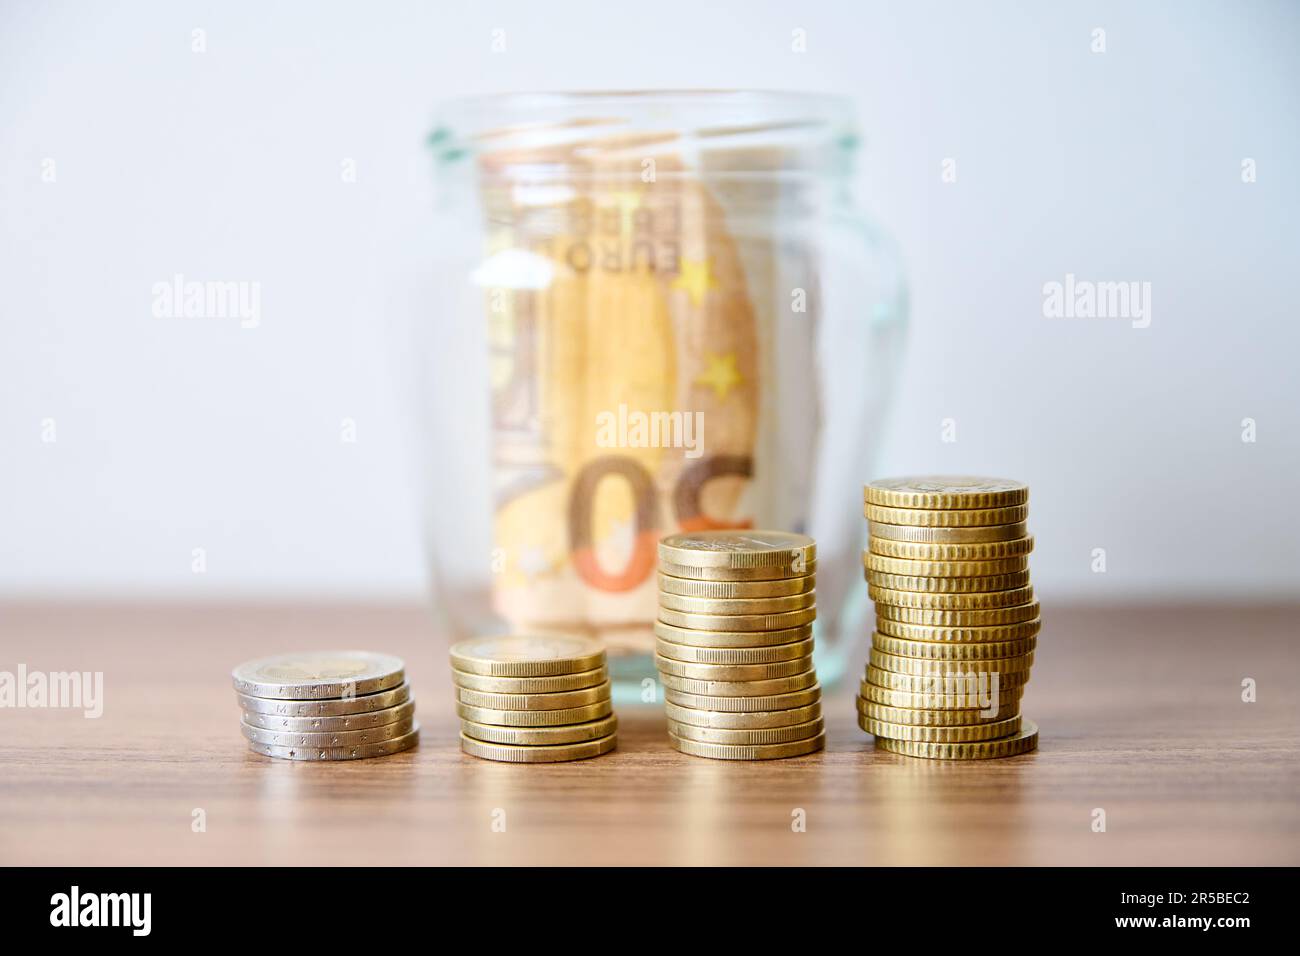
438,88 -> 852,113
430,89 -> 858,180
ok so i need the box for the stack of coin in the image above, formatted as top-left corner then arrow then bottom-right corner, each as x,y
233,651 -> 419,760
859,477 -> 1040,759
655,531 -> 825,760
451,635 -> 618,762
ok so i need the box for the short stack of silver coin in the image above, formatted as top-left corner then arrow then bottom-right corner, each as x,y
233,651 -> 420,760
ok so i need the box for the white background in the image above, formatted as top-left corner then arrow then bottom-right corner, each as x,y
2,0 -> 1297,601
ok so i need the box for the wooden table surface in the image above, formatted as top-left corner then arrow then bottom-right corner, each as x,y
1,602 -> 1297,866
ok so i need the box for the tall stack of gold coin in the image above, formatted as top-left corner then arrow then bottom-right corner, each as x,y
233,651 -> 420,761
655,531 -> 825,760
859,477 -> 1040,759
451,635 -> 618,762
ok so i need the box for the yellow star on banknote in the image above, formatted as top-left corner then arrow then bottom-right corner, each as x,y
695,352 -> 743,400
672,257 -> 718,306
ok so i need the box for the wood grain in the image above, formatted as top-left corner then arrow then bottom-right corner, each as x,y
1,602 -> 1297,865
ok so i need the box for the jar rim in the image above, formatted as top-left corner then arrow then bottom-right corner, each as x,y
437,88 -> 852,110
429,89 -> 857,180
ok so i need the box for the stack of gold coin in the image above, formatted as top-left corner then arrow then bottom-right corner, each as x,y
655,531 -> 825,760
233,651 -> 419,760
451,635 -> 618,762
859,477 -> 1040,759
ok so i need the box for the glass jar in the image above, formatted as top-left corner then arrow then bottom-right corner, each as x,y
417,91 -> 906,696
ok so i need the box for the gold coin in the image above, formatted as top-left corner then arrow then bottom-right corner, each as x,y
241,698 -> 416,732
665,684 -> 821,713
870,584 -> 1034,610
864,552 -> 1028,577
658,572 -> 815,599
872,632 -> 1037,660
864,476 -> 1028,510
668,717 -> 825,746
866,569 -> 1030,593
858,698 -> 1022,725
657,530 -> 816,570
868,522 -> 1027,544
658,591 -> 815,614
874,720 -> 1038,759
231,651 -> 405,701
665,699 -> 822,729
460,715 -> 618,746
876,602 -> 1041,626
240,716 -> 415,748
861,681 -> 1022,710
460,732 -> 617,763
670,731 -> 825,760
658,669 -> 817,697
248,725 -> 419,761
870,648 -> 1034,675
876,616 -> 1042,643
455,699 -> 613,727
654,637 -> 815,665
455,681 -> 610,712
654,654 -> 814,681
868,535 -> 1035,561
861,714 -> 1022,742
658,559 -> 818,581
865,504 -> 1028,527
653,620 -> 813,648
449,635 -> 604,678
864,667 -> 1027,694
657,606 -> 817,632
451,667 -> 608,694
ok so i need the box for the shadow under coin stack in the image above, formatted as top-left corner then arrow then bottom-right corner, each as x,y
233,651 -> 419,760
859,477 -> 1040,759
451,635 -> 618,762
656,531 -> 825,760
